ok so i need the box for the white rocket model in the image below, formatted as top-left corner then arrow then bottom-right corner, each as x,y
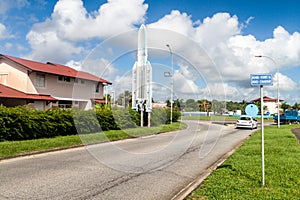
132,24 -> 152,120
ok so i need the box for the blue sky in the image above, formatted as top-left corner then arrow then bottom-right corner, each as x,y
1,0 -> 300,104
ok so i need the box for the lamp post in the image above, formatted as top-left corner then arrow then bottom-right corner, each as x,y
111,91 -> 115,106
103,83 -> 108,105
166,44 -> 174,124
255,55 -> 280,128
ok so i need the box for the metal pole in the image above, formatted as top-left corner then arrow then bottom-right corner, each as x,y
260,85 -> 265,186
148,112 -> 151,128
112,91 -> 115,106
103,83 -> 108,105
141,109 -> 144,127
277,68 -> 280,128
255,55 -> 280,128
166,44 -> 173,124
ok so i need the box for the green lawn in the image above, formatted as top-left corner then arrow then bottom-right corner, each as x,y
187,124 -> 300,200
0,122 -> 186,159
181,115 -> 274,122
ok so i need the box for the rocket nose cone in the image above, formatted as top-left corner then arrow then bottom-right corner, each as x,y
138,24 -> 146,37
138,24 -> 147,50
140,24 -> 146,29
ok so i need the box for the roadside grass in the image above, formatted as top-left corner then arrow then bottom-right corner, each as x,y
181,115 -> 236,121
181,115 -> 274,122
0,122 -> 186,159
187,124 -> 300,200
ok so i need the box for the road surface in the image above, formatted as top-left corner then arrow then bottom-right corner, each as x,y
0,120 -> 255,200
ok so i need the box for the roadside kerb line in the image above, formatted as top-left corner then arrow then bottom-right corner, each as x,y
171,131 -> 254,200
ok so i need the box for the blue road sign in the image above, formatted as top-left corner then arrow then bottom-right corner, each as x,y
250,74 -> 273,86
245,104 -> 259,117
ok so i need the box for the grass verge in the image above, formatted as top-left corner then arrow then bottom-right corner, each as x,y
181,115 -> 274,122
187,124 -> 300,200
0,122 -> 186,159
181,115 -> 237,121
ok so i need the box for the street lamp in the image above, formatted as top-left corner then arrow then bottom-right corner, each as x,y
103,83 -> 108,105
255,55 -> 280,128
111,91 -> 115,106
166,44 -> 174,124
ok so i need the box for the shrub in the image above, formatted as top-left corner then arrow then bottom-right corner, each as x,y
0,106 -> 77,141
0,105 -> 181,142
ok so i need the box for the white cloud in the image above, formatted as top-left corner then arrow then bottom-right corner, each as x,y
26,30 -> 83,62
173,69 -> 201,95
147,10 -> 300,102
148,10 -> 196,37
83,57 -> 118,79
65,60 -> 82,71
114,73 -> 132,95
26,0 -> 148,62
0,23 -> 9,39
22,1 -> 300,103
273,72 -> 299,91
4,42 -> 12,50
0,0 -> 29,15
195,13 -> 241,49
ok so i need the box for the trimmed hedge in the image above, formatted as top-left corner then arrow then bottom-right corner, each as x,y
0,106 -> 77,141
0,105 -> 181,141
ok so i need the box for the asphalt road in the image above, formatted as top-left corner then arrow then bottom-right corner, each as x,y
0,120 -> 255,200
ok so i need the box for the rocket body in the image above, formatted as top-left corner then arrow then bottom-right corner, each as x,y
132,24 -> 152,112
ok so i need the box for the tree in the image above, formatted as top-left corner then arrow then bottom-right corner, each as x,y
281,102 -> 291,111
292,103 -> 300,110
211,99 -> 225,114
173,99 -> 184,111
198,99 -> 211,112
185,99 -> 198,111
116,90 -> 131,108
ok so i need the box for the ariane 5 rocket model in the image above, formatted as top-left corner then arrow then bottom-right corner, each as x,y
132,24 -> 152,126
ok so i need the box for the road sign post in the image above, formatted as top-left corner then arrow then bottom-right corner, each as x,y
250,74 -> 273,186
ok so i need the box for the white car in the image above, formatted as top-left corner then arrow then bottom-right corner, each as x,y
236,115 -> 258,129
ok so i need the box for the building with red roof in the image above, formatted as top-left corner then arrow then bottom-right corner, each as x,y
0,54 -> 111,110
251,96 -> 283,115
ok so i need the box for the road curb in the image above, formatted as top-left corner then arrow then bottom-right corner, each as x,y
0,144 -> 85,161
0,124 -> 187,161
171,133 -> 253,200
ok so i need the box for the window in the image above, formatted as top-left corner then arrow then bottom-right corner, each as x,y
58,75 -> 71,83
95,82 -> 100,93
35,73 -> 45,87
64,77 -> 71,82
74,78 -> 85,84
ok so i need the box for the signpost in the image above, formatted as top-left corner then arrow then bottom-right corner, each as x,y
250,74 -> 273,86
250,74 -> 273,186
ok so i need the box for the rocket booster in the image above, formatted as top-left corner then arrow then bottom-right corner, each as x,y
132,24 -> 152,112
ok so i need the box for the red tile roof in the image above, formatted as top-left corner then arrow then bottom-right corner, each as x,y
0,54 -> 112,84
0,84 -> 56,101
251,96 -> 283,102
93,99 -> 107,104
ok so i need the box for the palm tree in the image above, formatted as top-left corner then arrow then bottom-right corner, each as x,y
281,102 -> 291,111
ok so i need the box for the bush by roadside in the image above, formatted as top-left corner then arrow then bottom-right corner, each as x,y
0,105 -> 181,141
0,122 -> 185,159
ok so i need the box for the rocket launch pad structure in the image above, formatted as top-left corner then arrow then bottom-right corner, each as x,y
132,24 -> 152,127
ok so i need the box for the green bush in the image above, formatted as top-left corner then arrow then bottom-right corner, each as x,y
0,106 -> 77,141
0,105 -> 181,142
73,109 -> 101,134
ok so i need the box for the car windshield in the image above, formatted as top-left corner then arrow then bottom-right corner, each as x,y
240,117 -> 251,120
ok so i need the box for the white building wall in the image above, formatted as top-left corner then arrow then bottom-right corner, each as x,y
0,61 -> 37,94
